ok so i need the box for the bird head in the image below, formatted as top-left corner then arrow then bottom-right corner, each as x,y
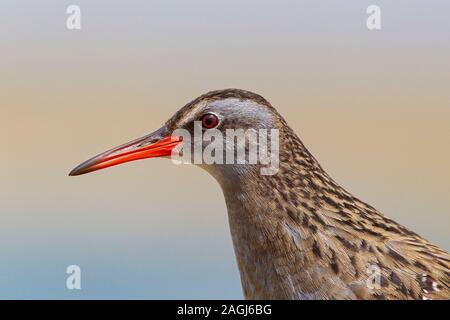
69,89 -> 282,177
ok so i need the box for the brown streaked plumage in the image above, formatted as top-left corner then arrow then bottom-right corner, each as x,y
70,89 -> 450,300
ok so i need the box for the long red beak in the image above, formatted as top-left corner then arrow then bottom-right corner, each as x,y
69,130 -> 181,176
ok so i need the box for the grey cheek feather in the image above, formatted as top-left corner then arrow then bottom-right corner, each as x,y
206,98 -> 275,129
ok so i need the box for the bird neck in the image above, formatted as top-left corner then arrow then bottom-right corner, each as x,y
205,127 -> 354,299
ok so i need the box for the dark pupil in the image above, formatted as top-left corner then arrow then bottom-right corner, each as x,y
203,115 -> 216,127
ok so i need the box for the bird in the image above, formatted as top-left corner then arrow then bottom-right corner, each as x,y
69,89 -> 450,300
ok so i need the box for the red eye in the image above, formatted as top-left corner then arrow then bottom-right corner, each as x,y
201,113 -> 219,129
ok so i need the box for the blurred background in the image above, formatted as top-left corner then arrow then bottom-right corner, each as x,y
1,0 -> 449,299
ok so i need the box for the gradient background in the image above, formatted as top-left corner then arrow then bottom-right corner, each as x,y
1,0 -> 449,299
